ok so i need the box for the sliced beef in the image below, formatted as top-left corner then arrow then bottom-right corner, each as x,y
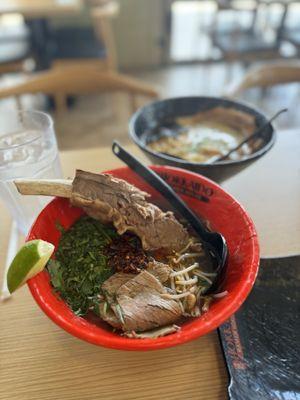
124,325 -> 180,338
146,260 -> 172,283
71,170 -> 189,253
98,273 -> 134,328
115,271 -> 181,332
101,272 -> 134,302
98,302 -> 122,329
99,270 -> 182,333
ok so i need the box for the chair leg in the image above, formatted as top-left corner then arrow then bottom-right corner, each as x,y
54,93 -> 67,114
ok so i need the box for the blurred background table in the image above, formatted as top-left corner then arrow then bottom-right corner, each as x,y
0,0 -> 82,18
0,129 -> 299,400
0,0 -> 83,71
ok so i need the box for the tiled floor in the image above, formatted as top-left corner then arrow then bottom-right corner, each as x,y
0,62 -> 299,151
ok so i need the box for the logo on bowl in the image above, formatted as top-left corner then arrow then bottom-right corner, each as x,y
158,172 -> 214,203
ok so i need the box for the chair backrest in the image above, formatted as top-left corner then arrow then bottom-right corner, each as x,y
213,0 -> 260,30
226,62 -> 300,97
0,66 -> 158,112
89,1 -> 119,70
51,1 -> 119,71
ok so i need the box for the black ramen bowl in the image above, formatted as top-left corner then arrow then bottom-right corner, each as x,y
129,96 -> 276,182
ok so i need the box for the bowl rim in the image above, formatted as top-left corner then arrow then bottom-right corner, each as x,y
27,165 -> 260,351
129,95 -> 276,167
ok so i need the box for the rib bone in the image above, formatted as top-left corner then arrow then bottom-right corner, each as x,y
14,179 -> 72,198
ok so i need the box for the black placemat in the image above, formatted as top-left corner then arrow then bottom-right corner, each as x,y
219,255 -> 300,400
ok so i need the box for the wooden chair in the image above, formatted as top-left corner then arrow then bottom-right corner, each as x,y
90,0 -> 119,70
211,0 -> 280,64
226,62 -> 300,97
51,0 -> 119,72
0,1 -> 159,112
0,64 -> 159,113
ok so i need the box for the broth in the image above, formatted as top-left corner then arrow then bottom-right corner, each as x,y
147,107 -> 257,163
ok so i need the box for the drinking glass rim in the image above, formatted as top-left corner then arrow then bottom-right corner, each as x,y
0,110 -> 54,151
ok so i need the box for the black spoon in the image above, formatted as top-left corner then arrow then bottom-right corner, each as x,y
112,141 -> 228,292
214,108 -> 288,162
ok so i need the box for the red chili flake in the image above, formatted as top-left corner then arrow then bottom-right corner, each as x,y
104,233 -> 149,274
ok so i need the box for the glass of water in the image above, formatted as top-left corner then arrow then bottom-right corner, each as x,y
0,110 -> 62,234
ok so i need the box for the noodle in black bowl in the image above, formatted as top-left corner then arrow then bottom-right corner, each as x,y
129,96 -> 275,182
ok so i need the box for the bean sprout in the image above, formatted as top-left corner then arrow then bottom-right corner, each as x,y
178,301 -> 185,313
173,253 -> 203,264
170,276 -> 175,291
193,270 -> 213,284
178,239 -> 194,254
176,277 -> 198,285
161,291 -> 192,300
163,240 -> 215,316
170,263 -> 199,277
195,270 -> 217,277
184,272 -> 190,280
213,290 -> 228,298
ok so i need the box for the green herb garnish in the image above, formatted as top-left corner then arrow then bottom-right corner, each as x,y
47,216 -> 118,316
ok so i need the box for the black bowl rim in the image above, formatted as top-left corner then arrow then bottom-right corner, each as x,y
129,95 -> 276,168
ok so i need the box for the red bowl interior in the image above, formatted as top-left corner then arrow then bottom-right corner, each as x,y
27,166 -> 259,351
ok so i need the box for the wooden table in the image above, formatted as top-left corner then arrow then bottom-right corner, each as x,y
0,0 -> 83,70
0,0 -> 82,18
0,130 -> 299,400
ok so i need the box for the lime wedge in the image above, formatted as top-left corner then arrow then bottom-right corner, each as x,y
7,240 -> 54,293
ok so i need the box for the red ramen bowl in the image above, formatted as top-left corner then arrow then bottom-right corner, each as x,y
27,166 -> 259,351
